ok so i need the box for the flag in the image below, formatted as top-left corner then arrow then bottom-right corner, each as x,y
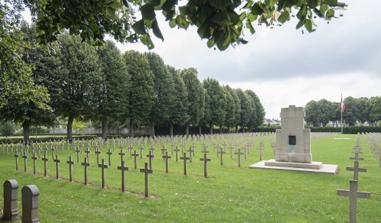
340,95 -> 346,113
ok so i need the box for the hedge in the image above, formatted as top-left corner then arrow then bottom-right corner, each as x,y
0,135 -> 97,144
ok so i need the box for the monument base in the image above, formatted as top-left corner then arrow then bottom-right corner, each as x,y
249,159 -> 339,175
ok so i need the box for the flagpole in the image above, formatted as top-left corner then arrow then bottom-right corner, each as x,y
341,93 -> 343,134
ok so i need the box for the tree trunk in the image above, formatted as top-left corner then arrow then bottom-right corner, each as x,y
151,123 -> 155,137
170,123 -> 174,137
67,116 -> 74,144
101,118 -> 108,141
22,120 -> 30,146
198,126 -> 202,135
185,125 -> 190,137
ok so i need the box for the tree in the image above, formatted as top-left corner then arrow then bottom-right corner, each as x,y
95,41 -> 130,140
305,99 -> 336,127
203,78 -> 226,133
49,34 -> 102,142
369,97 -> 381,125
181,68 -> 205,135
0,121 -> 16,136
223,86 -> 237,131
246,90 -> 265,129
146,53 -> 176,136
123,50 -> 155,136
353,97 -> 371,124
167,66 -> 189,136
26,0 -> 346,50
236,89 -> 251,131
343,97 -> 358,126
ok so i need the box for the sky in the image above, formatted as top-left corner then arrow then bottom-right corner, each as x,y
114,0 -> 381,119
23,1 -> 381,119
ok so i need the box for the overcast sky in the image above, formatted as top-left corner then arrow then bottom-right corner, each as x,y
114,0 -> 380,119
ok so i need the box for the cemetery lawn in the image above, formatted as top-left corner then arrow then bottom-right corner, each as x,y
1,134 -> 380,223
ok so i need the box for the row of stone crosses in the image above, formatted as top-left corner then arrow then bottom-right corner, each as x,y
1,134 -> 270,198
336,134 -> 379,223
1,179 -> 40,223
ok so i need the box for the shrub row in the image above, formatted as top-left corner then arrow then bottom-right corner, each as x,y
0,135 -> 97,144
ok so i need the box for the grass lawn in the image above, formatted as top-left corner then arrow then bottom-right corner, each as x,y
0,134 -> 380,223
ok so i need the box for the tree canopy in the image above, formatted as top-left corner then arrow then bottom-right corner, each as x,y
25,0 -> 346,50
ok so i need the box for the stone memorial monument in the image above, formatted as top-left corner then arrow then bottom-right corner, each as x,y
250,105 -> 338,174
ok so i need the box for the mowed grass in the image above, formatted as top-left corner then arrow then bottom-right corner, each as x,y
0,134 -> 380,223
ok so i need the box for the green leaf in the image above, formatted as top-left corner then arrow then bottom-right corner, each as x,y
141,4 -> 156,20
207,39 -> 215,48
326,8 -> 335,19
132,20 -> 146,34
251,3 -> 264,15
307,0 -> 318,8
304,19 -> 313,32
320,4 -> 328,14
278,11 -> 290,23
152,20 -> 164,40
296,19 -> 304,29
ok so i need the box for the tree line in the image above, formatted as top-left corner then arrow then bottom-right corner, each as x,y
305,97 -> 381,127
0,24 -> 265,144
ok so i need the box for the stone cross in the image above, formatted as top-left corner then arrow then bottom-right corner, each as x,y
180,153 -> 190,176
53,154 -> 61,179
140,162 -> 153,198
98,159 -> 108,189
2,179 -> 18,221
75,147 -> 81,163
67,155 -> 74,182
132,150 -> 139,169
32,152 -> 38,175
174,146 -> 180,162
188,147 -> 194,163
22,185 -> 40,223
107,149 -> 113,166
200,153 -> 211,178
162,152 -> 171,173
346,160 -> 367,181
22,152 -> 28,173
337,180 -> 371,223
117,160 -> 128,192
84,147 -> 90,158
217,148 -> 225,166
14,153 -> 19,171
42,152 -> 48,177
146,151 -> 154,170
118,149 -> 125,162
95,148 -> 101,165
235,148 -> 244,167
81,158 -> 90,185
350,152 -> 363,161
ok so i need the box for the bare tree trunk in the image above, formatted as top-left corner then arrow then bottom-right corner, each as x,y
22,120 -> 30,146
67,116 -> 74,143
101,118 -> 108,141
170,123 -> 174,137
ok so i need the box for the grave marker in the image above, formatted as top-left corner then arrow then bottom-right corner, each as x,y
67,156 -> 74,182
217,148 -> 225,166
53,155 -> 61,179
162,152 -> 171,173
235,148 -> 244,167
132,150 -> 139,169
140,162 -> 153,198
75,147 -> 81,163
2,179 -> 18,221
346,160 -> 367,181
32,153 -> 38,175
42,152 -> 48,177
200,153 -> 211,178
107,149 -> 113,166
95,148 -> 101,165
98,159 -> 108,189
118,149 -> 125,162
81,158 -> 90,185
180,153 -> 190,176
174,146 -> 180,162
117,160 -> 128,192
14,153 -> 19,171
22,185 -> 40,223
337,180 -> 371,223
22,153 -> 28,173
146,151 -> 154,170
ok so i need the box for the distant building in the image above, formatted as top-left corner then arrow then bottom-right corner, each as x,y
263,118 -> 280,126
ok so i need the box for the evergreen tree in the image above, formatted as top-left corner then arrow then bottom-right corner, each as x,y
246,90 -> 265,129
236,89 -> 251,131
223,86 -> 236,132
123,50 -> 155,136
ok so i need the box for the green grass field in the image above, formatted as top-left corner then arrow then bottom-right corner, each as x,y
0,134 -> 380,223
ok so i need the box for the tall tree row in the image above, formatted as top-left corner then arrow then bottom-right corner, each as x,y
0,25 -> 265,143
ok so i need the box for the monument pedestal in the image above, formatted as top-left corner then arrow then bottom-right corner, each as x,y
250,160 -> 339,174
